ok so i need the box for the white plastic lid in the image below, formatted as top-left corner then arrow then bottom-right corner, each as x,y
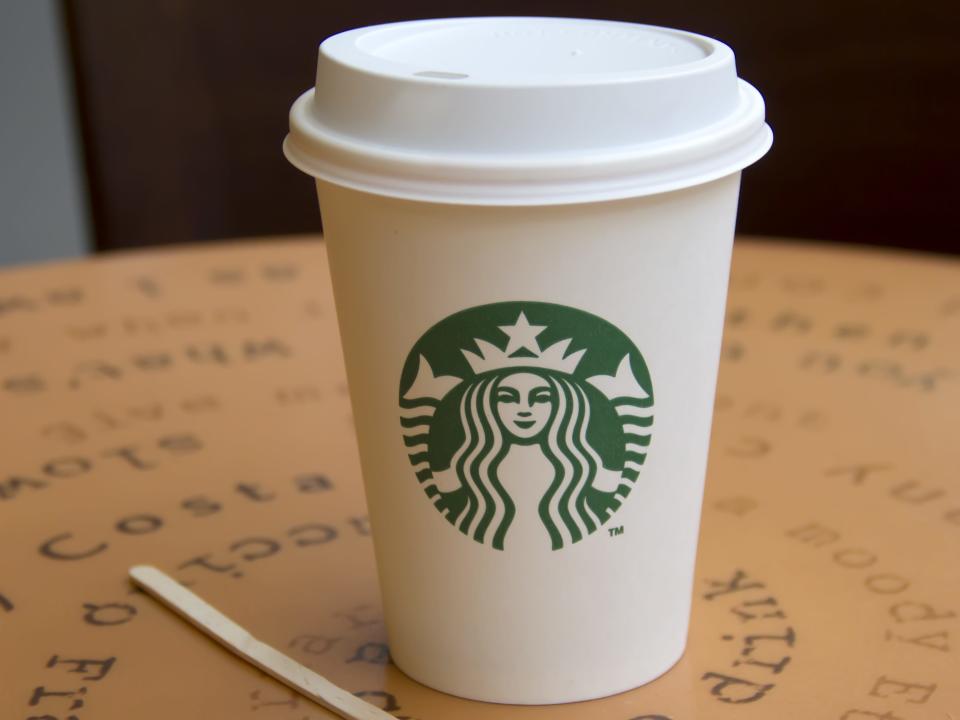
284,17 -> 772,205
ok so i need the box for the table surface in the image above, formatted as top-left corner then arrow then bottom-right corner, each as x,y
0,236 -> 957,719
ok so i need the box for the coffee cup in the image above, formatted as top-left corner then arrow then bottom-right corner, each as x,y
285,16 -> 771,704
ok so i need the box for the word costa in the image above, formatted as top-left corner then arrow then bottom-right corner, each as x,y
38,474 -> 335,562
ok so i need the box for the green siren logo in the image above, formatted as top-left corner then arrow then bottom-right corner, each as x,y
399,301 -> 654,551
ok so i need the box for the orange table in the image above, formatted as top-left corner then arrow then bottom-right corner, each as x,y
0,237 -> 957,719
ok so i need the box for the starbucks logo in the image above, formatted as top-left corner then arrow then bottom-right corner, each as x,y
399,301 -> 654,551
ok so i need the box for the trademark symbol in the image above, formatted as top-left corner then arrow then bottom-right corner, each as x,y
608,526 -> 624,537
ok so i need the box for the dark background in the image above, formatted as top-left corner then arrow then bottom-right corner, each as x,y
64,1 -> 959,255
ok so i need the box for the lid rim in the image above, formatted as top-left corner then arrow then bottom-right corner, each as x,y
283,124 -> 772,206
290,79 -> 764,171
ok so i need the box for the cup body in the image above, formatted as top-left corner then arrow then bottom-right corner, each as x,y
317,172 -> 741,704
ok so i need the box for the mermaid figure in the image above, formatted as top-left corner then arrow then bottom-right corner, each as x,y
401,311 -> 653,550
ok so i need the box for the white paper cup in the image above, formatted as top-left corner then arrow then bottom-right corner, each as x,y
285,17 -> 771,704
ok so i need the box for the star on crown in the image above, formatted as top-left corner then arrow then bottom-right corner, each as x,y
462,312 -> 586,375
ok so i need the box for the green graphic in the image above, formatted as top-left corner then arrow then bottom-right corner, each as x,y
399,301 -> 654,551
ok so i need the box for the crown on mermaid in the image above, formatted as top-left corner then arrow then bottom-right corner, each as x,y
461,312 -> 585,375
403,312 -> 649,403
